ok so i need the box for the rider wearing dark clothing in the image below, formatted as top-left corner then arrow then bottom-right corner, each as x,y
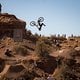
37,19 -> 46,31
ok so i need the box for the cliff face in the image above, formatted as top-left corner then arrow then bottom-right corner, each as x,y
0,13 -> 26,28
0,13 -> 26,40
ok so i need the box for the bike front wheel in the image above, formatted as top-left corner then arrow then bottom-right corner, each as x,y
38,17 -> 44,22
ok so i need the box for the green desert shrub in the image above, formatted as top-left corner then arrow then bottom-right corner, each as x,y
35,38 -> 52,58
40,36 -> 52,46
13,45 -> 28,56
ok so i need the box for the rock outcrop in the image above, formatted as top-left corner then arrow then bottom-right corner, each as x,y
0,13 -> 26,27
0,13 -> 26,40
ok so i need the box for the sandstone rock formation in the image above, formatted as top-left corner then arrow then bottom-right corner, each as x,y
0,13 -> 26,41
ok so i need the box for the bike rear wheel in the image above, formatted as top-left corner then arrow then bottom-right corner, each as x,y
30,21 -> 36,26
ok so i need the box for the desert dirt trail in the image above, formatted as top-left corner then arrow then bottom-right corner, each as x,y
0,64 -> 10,76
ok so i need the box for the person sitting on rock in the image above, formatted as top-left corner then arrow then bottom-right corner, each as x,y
5,49 -> 14,57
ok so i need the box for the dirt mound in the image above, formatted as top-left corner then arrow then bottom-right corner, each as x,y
37,56 -> 57,74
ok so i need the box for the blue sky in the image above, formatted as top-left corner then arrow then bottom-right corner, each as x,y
0,0 -> 80,36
